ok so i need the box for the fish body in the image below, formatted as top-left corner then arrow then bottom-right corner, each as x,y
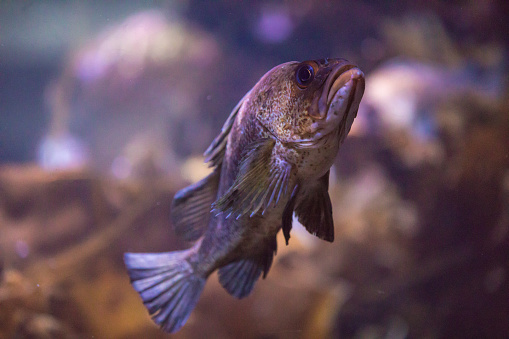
124,58 -> 365,333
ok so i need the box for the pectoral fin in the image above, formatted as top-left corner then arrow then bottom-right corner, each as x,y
171,166 -> 220,241
213,138 -> 293,219
295,171 -> 334,242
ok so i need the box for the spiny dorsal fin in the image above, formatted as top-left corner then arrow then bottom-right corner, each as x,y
171,166 -> 220,241
204,90 -> 251,167
294,171 -> 334,242
212,138 -> 293,219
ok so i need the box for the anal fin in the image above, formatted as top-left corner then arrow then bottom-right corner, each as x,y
218,236 -> 277,298
218,259 -> 262,298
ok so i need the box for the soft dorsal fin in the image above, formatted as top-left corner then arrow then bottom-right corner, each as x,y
294,171 -> 334,242
204,90 -> 251,167
171,166 -> 220,241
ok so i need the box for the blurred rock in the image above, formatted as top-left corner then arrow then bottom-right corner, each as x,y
39,10 -> 223,178
331,61 -> 509,339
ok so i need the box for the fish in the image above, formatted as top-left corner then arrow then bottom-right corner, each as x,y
124,58 -> 365,333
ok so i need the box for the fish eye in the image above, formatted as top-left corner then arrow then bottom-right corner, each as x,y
295,63 -> 315,88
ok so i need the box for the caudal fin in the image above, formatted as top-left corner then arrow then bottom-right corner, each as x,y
124,250 -> 205,333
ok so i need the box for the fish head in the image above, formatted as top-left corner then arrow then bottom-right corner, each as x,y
253,58 -> 365,146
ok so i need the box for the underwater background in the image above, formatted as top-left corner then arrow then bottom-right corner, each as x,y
1,1 -> 508,338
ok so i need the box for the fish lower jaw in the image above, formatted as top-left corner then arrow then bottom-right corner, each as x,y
296,140 -> 339,180
298,157 -> 336,180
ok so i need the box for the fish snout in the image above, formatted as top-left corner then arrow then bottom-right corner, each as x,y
308,63 -> 365,138
322,66 -> 364,118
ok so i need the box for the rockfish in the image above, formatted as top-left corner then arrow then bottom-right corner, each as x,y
124,58 -> 365,332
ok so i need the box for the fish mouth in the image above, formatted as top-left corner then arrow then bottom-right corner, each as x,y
316,63 -> 365,119
306,63 -> 365,142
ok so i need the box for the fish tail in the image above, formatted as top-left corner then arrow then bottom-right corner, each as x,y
124,249 -> 205,333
